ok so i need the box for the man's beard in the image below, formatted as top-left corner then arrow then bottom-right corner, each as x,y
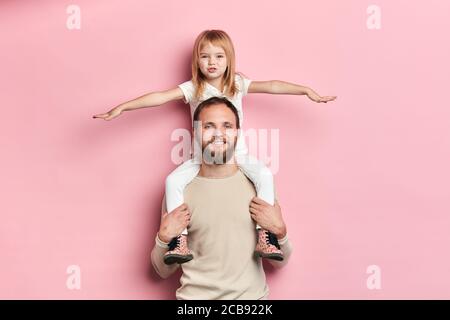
201,136 -> 237,165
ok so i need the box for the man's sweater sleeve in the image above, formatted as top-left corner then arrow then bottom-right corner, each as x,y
267,233 -> 293,269
150,196 -> 180,279
151,232 -> 180,279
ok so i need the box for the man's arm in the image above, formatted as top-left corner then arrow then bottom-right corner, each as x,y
150,196 -> 180,279
150,233 -> 179,279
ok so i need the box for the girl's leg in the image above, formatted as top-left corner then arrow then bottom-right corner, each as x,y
235,153 -> 275,230
165,159 -> 200,235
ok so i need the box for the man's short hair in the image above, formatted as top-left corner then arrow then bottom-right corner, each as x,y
193,97 -> 240,129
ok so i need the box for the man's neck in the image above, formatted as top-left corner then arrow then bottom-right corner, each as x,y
198,161 -> 239,178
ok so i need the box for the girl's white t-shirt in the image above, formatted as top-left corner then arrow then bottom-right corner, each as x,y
178,74 -> 251,154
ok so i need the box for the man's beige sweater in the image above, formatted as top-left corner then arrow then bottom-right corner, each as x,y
151,169 -> 293,300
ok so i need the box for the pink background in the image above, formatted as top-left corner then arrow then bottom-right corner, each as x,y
1,0 -> 450,299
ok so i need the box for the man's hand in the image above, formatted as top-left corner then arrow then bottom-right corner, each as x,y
249,197 -> 287,239
158,203 -> 191,243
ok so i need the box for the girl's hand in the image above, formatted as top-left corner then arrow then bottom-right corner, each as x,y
93,106 -> 123,121
158,203 -> 191,243
250,197 -> 287,239
306,88 -> 337,103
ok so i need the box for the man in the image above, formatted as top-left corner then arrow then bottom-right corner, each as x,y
151,97 -> 293,300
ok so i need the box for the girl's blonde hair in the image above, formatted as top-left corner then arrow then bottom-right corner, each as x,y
191,30 -> 239,100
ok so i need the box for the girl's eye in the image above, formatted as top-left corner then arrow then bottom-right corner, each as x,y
217,55 -> 224,58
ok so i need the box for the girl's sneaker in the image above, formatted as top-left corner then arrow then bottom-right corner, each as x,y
254,229 -> 284,261
163,234 -> 194,265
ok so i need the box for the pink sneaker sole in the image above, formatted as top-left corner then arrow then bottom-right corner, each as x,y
254,250 -> 284,261
164,253 -> 194,265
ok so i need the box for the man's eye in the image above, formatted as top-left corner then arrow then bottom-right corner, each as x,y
204,125 -> 211,129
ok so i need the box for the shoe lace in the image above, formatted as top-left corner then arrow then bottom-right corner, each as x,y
168,236 -> 180,251
266,231 -> 281,250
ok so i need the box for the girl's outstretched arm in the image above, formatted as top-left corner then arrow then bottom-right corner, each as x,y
248,80 -> 337,103
93,87 -> 185,121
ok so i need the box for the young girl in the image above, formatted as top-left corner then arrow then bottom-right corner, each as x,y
93,30 -> 336,265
